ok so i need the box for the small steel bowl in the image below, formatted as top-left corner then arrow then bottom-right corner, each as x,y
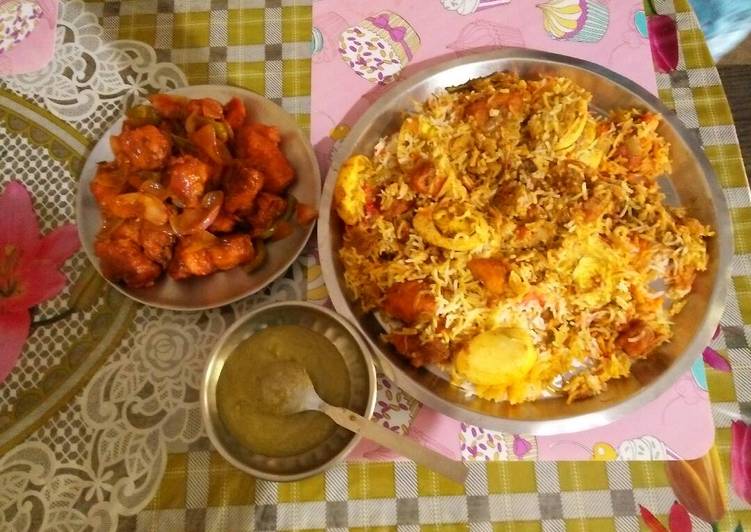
200,301 -> 377,481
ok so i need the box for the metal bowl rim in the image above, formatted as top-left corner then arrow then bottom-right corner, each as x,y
316,48 -> 732,435
200,300 -> 378,481
75,84 -> 321,311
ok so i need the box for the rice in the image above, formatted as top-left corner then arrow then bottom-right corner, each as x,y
335,72 -> 713,404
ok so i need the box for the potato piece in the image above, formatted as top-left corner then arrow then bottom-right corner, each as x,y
454,328 -> 537,387
334,155 -> 372,225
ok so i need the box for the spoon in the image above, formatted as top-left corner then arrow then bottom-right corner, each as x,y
258,360 -> 468,485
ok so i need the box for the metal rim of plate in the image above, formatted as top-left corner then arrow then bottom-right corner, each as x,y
200,301 -> 378,482
76,85 -> 321,311
317,48 -> 733,436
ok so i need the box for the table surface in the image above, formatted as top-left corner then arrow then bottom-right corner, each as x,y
0,1 -> 749,531
719,63 -> 751,179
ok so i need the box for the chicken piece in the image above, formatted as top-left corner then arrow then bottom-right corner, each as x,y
168,232 -> 215,279
387,333 -> 450,367
166,155 -> 211,208
208,210 -> 239,233
381,199 -> 411,220
342,225 -> 376,255
236,123 -> 294,193
247,192 -> 287,235
382,280 -> 436,324
168,232 -> 253,280
408,161 -> 445,198
103,192 -> 170,226
91,163 -> 128,205
148,94 -> 188,119
140,221 -> 175,267
95,220 -> 163,288
111,125 -> 172,171
95,238 -> 161,288
616,320 -> 663,359
223,162 -> 264,215
468,257 -> 508,296
295,202 -> 318,225
208,234 -> 254,270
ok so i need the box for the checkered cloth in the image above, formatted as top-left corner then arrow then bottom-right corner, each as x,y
73,1 -> 751,530
96,0 -> 312,127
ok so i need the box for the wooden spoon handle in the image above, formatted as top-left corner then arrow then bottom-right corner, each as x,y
321,403 -> 467,485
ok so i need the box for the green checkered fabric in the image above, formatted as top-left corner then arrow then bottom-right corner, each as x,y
90,0 -> 312,130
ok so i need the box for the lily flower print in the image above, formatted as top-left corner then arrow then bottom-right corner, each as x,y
0,181 -> 79,383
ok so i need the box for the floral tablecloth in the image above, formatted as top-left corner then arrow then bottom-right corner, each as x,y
0,0 -> 749,530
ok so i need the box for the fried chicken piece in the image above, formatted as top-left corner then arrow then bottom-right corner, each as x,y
91,163 -> 128,206
166,155 -> 211,208
209,234 -> 254,270
468,257 -> 508,296
95,238 -> 161,288
94,220 -> 164,288
616,319 -> 664,359
168,233 -> 214,279
208,210 -> 239,233
236,123 -> 295,193
223,162 -> 264,215
387,333 -> 450,367
168,232 -> 254,280
247,192 -> 287,235
102,192 -> 169,226
342,225 -> 376,255
382,280 -> 436,324
111,125 -> 172,171
140,221 -> 176,267
408,161 -> 445,198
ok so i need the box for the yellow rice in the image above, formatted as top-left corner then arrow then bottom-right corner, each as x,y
337,72 -> 712,404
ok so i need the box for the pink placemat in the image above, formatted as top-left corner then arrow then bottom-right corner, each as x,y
0,0 -> 57,76
310,0 -> 715,461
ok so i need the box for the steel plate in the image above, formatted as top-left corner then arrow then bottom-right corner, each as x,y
77,85 -> 320,310
317,49 -> 732,435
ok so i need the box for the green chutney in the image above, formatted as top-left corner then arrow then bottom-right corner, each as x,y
216,325 -> 351,457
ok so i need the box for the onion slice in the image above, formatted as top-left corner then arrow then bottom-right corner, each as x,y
169,190 -> 224,236
106,193 -> 169,226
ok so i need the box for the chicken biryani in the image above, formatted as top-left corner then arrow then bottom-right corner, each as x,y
333,72 -> 713,404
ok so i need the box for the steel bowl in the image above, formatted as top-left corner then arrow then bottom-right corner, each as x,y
317,49 -> 732,435
76,85 -> 320,310
200,301 -> 377,481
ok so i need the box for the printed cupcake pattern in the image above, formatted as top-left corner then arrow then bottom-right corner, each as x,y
460,423 -> 538,461
0,0 -> 42,55
538,0 -> 609,43
338,11 -> 421,85
447,21 -> 525,53
313,11 -> 348,63
441,0 -> 511,16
